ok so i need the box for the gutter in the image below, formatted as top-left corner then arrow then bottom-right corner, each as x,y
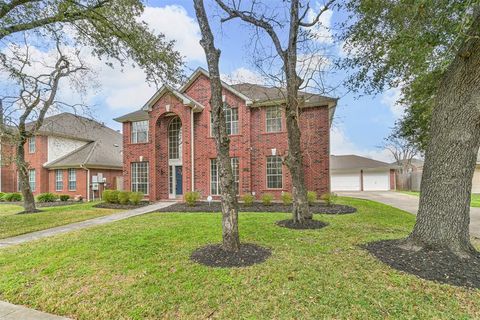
191,108 -> 195,192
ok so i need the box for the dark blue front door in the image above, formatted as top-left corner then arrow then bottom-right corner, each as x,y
175,166 -> 183,195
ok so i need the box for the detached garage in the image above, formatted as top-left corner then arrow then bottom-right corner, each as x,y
330,155 -> 397,191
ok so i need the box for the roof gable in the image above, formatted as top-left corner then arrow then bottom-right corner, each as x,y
179,67 -> 253,105
142,84 -> 204,113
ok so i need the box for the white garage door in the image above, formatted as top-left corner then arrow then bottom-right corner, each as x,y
472,167 -> 480,193
331,172 -> 361,191
363,171 -> 390,191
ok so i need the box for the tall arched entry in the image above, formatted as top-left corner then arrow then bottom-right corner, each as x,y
168,116 -> 183,198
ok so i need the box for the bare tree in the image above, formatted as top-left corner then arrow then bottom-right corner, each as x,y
383,135 -> 420,174
1,34 -> 88,213
193,0 -> 240,252
214,0 -> 336,224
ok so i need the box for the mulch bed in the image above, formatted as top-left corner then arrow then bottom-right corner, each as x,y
93,202 -> 150,210
190,243 -> 271,268
157,201 -> 356,214
364,239 -> 480,289
0,201 -> 83,208
276,219 -> 328,230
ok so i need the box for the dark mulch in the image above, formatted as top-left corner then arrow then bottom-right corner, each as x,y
157,201 -> 356,214
190,243 -> 271,268
0,201 -> 82,208
364,239 -> 480,289
276,219 -> 328,230
93,201 -> 150,210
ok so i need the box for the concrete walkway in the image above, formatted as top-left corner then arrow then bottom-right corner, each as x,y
338,191 -> 480,238
0,201 -> 174,248
0,301 -> 70,320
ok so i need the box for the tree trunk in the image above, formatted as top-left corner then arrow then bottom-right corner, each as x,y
284,0 -> 311,223
405,12 -> 480,257
16,138 -> 37,213
194,0 -> 240,252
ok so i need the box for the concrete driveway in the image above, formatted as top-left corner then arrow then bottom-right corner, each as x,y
338,191 -> 480,238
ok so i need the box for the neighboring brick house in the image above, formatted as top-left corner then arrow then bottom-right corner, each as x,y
115,67 -> 337,201
0,113 -> 123,200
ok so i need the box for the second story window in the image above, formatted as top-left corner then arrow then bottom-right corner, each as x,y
210,104 -> 239,136
131,120 -> 149,143
266,106 -> 283,133
28,136 -> 36,153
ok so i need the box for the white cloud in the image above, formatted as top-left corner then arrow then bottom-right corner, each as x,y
305,3 -> 333,44
222,67 -> 265,85
330,125 -> 394,162
142,5 -> 204,62
381,86 -> 404,118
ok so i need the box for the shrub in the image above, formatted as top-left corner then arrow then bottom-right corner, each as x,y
118,191 -> 131,205
321,192 -> 338,206
0,192 -> 4,202
307,191 -> 317,205
129,192 -> 144,205
281,192 -> 293,205
261,193 -> 274,206
184,191 -> 200,207
3,193 -> 22,202
37,192 -> 57,203
242,193 -> 254,206
59,194 -> 70,202
102,189 -> 119,204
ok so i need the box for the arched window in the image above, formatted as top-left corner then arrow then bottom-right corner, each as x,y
168,117 -> 182,160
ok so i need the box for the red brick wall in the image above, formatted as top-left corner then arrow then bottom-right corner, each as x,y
47,168 -> 122,199
121,74 -> 331,200
0,141 -> 17,193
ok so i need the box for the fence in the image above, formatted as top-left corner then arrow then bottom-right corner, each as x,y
396,171 -> 422,191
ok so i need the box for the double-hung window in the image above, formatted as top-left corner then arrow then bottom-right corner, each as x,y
210,157 -> 240,195
28,136 -> 36,153
266,156 -> 283,189
28,169 -> 35,191
55,169 -> 63,191
68,169 -> 77,191
131,120 -> 149,143
266,106 -> 283,133
210,104 -> 239,136
131,162 -> 149,194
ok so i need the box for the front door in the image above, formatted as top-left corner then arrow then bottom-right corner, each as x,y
175,166 -> 183,196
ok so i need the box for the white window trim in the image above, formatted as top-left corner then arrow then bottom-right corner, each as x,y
28,169 -> 35,191
68,169 -> 77,191
131,162 -> 149,195
131,120 -> 149,144
266,156 -> 283,189
266,106 -> 283,133
55,169 -> 63,191
28,137 -> 36,153
210,104 -> 239,137
210,158 -> 240,195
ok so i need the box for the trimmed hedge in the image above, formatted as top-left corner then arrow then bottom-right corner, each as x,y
129,192 -> 144,205
3,193 -> 22,202
37,193 -> 58,203
118,191 -> 131,205
242,193 -> 254,206
102,190 -> 120,204
184,191 -> 200,207
261,193 -> 274,206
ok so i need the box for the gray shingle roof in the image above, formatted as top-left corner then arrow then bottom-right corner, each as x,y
331,155 -> 396,170
29,113 -> 123,169
231,83 -> 337,107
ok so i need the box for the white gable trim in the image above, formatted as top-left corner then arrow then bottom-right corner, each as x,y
179,67 -> 253,105
142,84 -> 205,112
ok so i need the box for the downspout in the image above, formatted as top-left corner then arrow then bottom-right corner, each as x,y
191,108 -> 195,192
81,164 -> 90,202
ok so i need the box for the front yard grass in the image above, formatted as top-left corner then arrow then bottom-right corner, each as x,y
0,202 -> 120,239
400,191 -> 480,207
0,197 -> 479,319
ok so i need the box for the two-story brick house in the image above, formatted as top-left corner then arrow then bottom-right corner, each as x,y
115,67 -> 337,201
0,113 -> 123,200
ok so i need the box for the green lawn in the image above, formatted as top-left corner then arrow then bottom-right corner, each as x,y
0,198 -> 479,319
400,191 -> 480,207
0,202 -> 119,239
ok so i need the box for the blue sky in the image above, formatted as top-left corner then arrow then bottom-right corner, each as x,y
2,0 -> 403,162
